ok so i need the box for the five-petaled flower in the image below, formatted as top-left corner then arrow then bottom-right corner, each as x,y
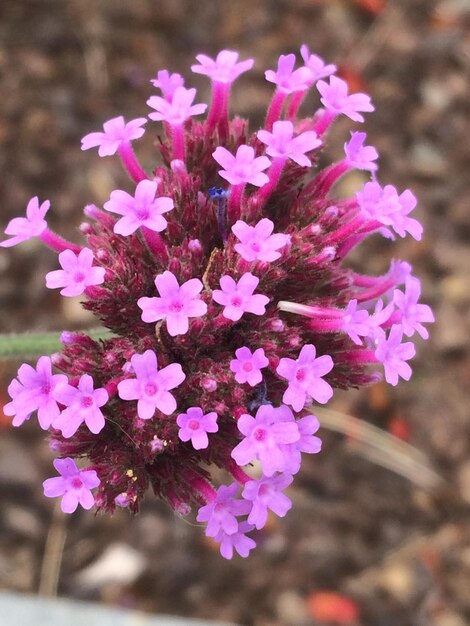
0,196 -> 49,248
317,75 -> 374,122
230,346 -> 269,386
46,248 -> 106,297
191,50 -> 254,84
212,145 -> 271,187
176,406 -> 218,449
265,53 -> 311,94
138,270 -> 207,336
393,276 -> 435,339
147,86 -> 207,125
212,273 -> 270,321
257,120 -> 322,167
103,179 -> 174,236
117,350 -> 185,419
231,218 -> 289,263
242,473 -> 293,530
43,458 -> 100,514
344,131 -> 378,172
81,116 -> 147,157
374,325 -> 416,386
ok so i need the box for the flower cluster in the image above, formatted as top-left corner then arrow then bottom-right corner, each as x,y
2,48 -> 433,559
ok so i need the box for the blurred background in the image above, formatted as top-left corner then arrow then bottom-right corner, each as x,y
0,1 -> 469,625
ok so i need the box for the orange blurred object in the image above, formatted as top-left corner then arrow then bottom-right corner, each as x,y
307,591 -> 360,623
387,415 -> 411,441
337,65 -> 367,94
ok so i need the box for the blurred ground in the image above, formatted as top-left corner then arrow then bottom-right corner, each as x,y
0,1 -> 469,625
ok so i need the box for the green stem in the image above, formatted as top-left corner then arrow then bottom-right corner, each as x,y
0,329 -> 115,359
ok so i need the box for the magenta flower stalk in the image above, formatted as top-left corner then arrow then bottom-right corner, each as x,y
2,48 -> 433,559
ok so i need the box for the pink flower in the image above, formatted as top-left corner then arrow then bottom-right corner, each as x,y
138,271 -> 207,336
374,325 -> 416,386
212,272 -> 270,321
147,86 -> 207,125
231,218 -> 289,262
341,299 -> 373,345
230,346 -> 269,386
103,179 -> 174,236
0,196 -> 49,248
81,116 -> 147,157
197,482 -> 251,537
212,145 -> 271,187
45,248 -> 106,297
243,473 -> 293,530
393,277 -> 434,339
43,458 -> 100,513
150,70 -> 185,100
3,356 -> 67,430
52,374 -> 109,438
231,404 -> 300,477
276,344 -> 334,412
317,76 -> 374,122
356,182 -> 423,240
176,406 -> 218,449
344,132 -> 378,172
214,521 -> 256,559
300,45 -> 336,83
191,50 -> 254,84
265,53 -> 311,94
117,349 -> 185,418
257,121 -> 322,167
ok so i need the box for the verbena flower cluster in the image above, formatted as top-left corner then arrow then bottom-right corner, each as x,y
2,47 -> 434,559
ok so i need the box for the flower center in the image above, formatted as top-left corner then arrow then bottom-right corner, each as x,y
169,300 -> 184,313
231,296 -> 242,307
136,203 -> 149,220
81,395 -> 94,408
250,242 -> 261,252
295,368 -> 305,381
253,426 -> 267,441
71,477 -> 83,489
188,419 -> 200,430
73,271 -> 85,283
145,382 -> 158,396
242,362 -> 253,372
41,382 -> 51,395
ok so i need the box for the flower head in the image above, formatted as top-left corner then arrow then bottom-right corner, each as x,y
176,406 -> 218,449
138,271 -> 207,336
103,179 -> 174,236
317,75 -> 374,122
191,50 -> 254,84
0,197 -> 49,248
147,86 -> 207,125
81,116 -> 147,157
43,458 -> 100,513
231,218 -> 289,262
276,344 -> 334,412
46,248 -> 105,297
230,346 -> 269,386
257,121 -> 322,167
117,350 -> 185,418
213,145 -> 271,187
212,273 -> 270,321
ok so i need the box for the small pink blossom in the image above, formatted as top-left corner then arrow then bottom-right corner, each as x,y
147,86 -> 207,125
137,271 -> 207,336
356,182 -> 423,240
231,218 -> 289,262
45,248 -> 105,297
230,346 -> 269,386
197,482 -> 251,537
150,70 -> 185,100
103,179 -> 174,236
344,132 -> 378,172
52,374 -> 109,438
265,53 -> 311,94
276,344 -> 334,412
117,350 -> 185,418
243,473 -> 293,530
231,404 -> 300,477
191,50 -> 254,84
214,521 -> 256,560
257,121 -> 322,167
212,145 -> 271,187
81,116 -> 147,157
341,299 -> 372,345
374,326 -> 416,386
3,356 -> 67,430
43,458 -> 100,514
212,272 -> 270,321
393,276 -> 434,339
0,196 -> 49,248
176,406 -> 218,449
300,45 -> 337,83
317,75 -> 374,123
